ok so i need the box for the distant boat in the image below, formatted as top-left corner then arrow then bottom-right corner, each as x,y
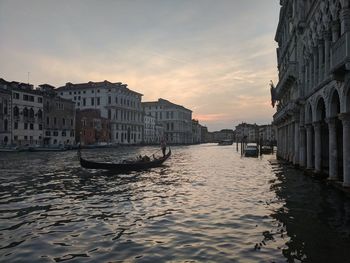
0,145 -> 20,152
218,140 -> 233,145
78,147 -> 171,171
244,143 -> 259,157
29,145 -> 67,152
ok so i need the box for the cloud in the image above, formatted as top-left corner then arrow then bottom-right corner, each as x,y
0,0 -> 280,131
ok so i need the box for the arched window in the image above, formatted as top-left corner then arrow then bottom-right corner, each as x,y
37,109 -> 43,120
23,107 -> 28,117
13,106 -> 19,117
29,108 -> 34,118
4,119 -> 8,131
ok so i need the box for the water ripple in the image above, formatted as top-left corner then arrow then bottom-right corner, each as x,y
1,145 -> 350,262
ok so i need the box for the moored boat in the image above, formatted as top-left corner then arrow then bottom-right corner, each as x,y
218,140 -> 233,145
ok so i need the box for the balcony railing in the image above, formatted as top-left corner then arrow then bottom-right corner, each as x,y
276,61 -> 297,99
331,31 -> 350,78
273,101 -> 296,124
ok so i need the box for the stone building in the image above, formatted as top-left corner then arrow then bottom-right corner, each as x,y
235,123 -> 259,143
192,119 -> 202,144
0,79 -> 44,146
142,99 -> 192,144
0,87 -> 11,145
143,113 -> 156,144
76,109 -> 111,145
258,124 -> 276,145
273,0 -> 350,187
57,81 -> 143,145
39,84 -> 76,146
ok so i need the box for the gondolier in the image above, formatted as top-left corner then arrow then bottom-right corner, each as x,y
161,138 -> 167,157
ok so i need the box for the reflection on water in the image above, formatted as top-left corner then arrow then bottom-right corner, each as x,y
0,144 -> 350,262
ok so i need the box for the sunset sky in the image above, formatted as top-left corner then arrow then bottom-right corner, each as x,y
0,0 -> 280,131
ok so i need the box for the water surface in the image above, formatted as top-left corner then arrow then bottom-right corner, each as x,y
1,144 -> 350,262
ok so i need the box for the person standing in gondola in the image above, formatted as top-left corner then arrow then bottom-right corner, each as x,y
160,138 -> 167,157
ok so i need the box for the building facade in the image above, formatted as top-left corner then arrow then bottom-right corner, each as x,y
273,0 -> 350,186
235,123 -> 259,143
57,81 -> 143,145
0,79 -> 44,146
39,84 -> 76,146
0,87 -> 11,145
142,99 -> 192,144
76,109 -> 110,145
192,119 -> 202,144
143,113 -> 156,144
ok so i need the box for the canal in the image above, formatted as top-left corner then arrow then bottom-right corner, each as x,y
1,144 -> 350,262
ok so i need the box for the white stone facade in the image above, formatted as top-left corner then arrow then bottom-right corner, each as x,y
143,114 -> 156,144
273,0 -> 350,186
0,88 -> 11,145
11,88 -> 44,146
57,81 -> 143,145
142,99 -> 192,144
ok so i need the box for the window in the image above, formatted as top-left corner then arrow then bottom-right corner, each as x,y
24,136 -> 28,140
83,98 -> 86,106
13,106 -> 19,117
97,89 -> 100,93
45,131 -> 50,136
83,91 -> 86,94
54,117 -> 57,125
71,119 -> 73,126
14,122 -> 18,129
47,117 -> 50,125
53,131 -> 58,136
74,96 -> 76,101
91,98 -> 94,106
37,109 -> 43,120
38,97 -> 43,103
23,108 -> 29,118
62,131 -> 66,137
69,92 -> 72,95
97,97 -> 100,105
30,123 -> 34,130
29,96 -> 34,102
63,118 -> 66,126
4,119 -> 8,131
24,123 -> 28,129
91,90 -> 94,93
39,124 -> 42,130
108,109 -> 111,120
23,94 -> 29,101
29,108 -> 34,118
13,93 -> 19,99
115,97 -> 118,104
108,96 -> 111,104
74,91 -> 76,95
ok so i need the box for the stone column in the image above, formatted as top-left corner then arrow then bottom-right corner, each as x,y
306,124 -> 313,169
310,56 -> 314,90
299,126 -> 306,167
339,113 -> 350,187
294,120 -> 300,165
318,40 -> 324,83
326,117 -> 338,180
313,121 -> 322,173
324,31 -> 331,76
313,47 -> 318,87
332,21 -> 340,43
340,8 -> 350,34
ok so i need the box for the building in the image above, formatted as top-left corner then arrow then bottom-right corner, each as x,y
0,86 -> 11,145
273,0 -> 350,187
0,79 -> 44,146
258,124 -> 276,145
142,99 -> 192,144
76,109 -> 111,145
201,126 -> 209,143
192,119 -> 202,144
57,80 -> 143,145
143,113 -> 156,144
235,123 -> 259,143
39,84 -> 76,146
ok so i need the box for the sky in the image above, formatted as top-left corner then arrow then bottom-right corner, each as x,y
0,0 -> 280,132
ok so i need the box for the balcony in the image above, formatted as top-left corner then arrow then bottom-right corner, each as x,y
331,31 -> 350,80
276,61 -> 297,99
273,101 -> 296,125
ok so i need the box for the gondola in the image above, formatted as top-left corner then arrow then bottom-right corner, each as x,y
78,147 -> 171,171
